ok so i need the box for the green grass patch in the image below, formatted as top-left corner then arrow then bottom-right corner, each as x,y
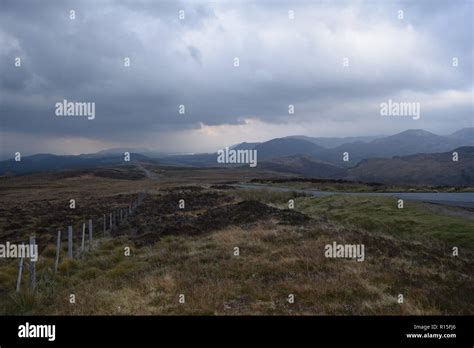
296,195 -> 474,250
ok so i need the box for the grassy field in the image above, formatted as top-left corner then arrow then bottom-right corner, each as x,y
295,195 -> 474,250
0,167 -> 472,315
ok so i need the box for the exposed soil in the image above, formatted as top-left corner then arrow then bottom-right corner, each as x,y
132,199 -> 311,246
140,190 -> 232,215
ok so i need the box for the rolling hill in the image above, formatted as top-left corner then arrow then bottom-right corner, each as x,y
230,128 -> 474,165
257,147 -> 474,186
1,128 -> 472,186
259,155 -> 347,178
286,135 -> 381,148
332,129 -> 473,163
346,146 -> 474,186
253,138 -> 332,161
0,153 -> 153,176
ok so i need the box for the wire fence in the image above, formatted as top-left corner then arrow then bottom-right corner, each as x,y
14,191 -> 147,293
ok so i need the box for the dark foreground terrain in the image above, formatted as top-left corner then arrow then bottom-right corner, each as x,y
0,165 -> 472,315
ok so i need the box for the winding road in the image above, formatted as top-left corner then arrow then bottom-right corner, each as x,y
234,183 -> 474,209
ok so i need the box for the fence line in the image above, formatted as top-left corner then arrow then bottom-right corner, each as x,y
88,219 -> 93,246
81,223 -> 86,253
14,192 -> 147,293
68,226 -> 73,259
15,243 -> 25,292
54,230 -> 61,273
29,236 -> 36,291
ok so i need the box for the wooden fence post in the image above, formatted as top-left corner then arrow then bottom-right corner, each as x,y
16,243 -> 24,292
88,219 -> 93,245
55,230 -> 61,273
109,213 -> 113,230
81,223 -> 86,253
29,236 -> 36,292
68,226 -> 73,258
103,214 -> 106,234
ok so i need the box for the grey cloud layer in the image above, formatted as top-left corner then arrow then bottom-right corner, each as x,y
0,0 -> 472,151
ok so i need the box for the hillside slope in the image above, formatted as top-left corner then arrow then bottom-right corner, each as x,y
346,147 -> 474,186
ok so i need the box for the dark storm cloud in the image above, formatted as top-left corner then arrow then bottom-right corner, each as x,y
0,0 -> 472,153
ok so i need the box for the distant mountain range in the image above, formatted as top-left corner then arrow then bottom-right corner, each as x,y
259,147 -> 474,186
0,128 -> 473,186
0,153 -> 153,176
285,134 -> 382,148
160,128 -> 474,167
249,128 -> 474,164
332,129 -> 474,163
346,146 -> 474,186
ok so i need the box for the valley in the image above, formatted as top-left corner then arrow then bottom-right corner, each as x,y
0,165 -> 472,315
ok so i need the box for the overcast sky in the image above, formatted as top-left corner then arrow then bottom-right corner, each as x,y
0,0 -> 473,155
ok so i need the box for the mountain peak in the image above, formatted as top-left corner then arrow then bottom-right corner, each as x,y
230,142 -> 260,150
394,129 -> 437,137
449,127 -> 474,140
